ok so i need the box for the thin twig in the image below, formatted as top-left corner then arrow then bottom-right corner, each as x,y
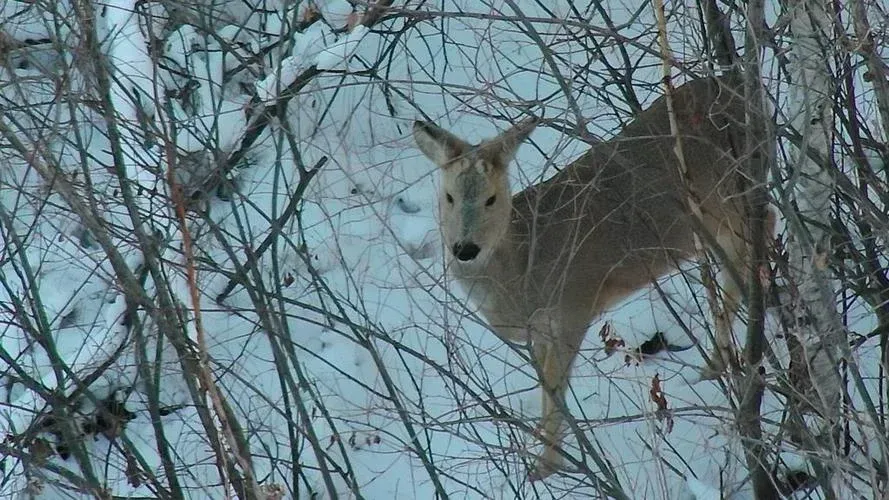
214,156 -> 326,304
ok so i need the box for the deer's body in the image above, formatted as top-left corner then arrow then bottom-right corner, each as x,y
414,76 -> 764,479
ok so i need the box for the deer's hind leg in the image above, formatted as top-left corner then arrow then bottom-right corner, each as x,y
528,335 -> 581,480
709,207 -> 777,371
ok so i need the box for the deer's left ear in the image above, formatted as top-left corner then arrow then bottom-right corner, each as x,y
479,117 -> 538,167
413,121 -> 471,167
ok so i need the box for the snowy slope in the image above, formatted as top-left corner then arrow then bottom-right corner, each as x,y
0,0 -> 884,499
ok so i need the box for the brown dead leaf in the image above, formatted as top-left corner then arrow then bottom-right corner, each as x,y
302,3 -> 321,24
28,437 -> 55,463
260,483 -> 285,500
599,322 -> 625,356
649,374 -> 667,411
26,477 -> 44,496
649,374 -> 674,433
125,449 -> 144,488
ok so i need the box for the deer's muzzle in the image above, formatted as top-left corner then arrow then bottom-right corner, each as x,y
452,241 -> 481,261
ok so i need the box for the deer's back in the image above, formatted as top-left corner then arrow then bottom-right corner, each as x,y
507,76 -> 746,328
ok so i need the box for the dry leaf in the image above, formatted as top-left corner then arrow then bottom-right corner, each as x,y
260,483 -> 286,500
599,322 -> 625,356
125,449 -> 144,488
649,374 -> 674,433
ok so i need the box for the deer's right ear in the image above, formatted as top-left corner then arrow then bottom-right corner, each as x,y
413,121 -> 468,167
479,116 -> 538,168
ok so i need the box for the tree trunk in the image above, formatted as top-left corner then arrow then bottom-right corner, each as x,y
782,0 -> 843,429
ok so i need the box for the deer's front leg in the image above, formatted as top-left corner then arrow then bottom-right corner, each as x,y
529,338 -> 579,480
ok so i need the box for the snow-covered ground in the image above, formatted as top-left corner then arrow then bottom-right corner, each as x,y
0,0 -> 884,498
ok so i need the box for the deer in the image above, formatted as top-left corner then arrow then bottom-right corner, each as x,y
412,76 -> 773,479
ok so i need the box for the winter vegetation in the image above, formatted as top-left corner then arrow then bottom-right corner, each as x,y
0,0 -> 887,498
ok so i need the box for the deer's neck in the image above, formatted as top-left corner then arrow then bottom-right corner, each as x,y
449,223 -> 526,314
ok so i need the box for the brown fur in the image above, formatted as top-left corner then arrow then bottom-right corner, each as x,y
413,76 -> 771,479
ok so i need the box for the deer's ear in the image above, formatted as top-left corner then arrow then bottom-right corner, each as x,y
478,117 -> 538,167
413,121 -> 470,167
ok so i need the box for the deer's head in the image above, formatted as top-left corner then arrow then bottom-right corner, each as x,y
413,118 -> 537,263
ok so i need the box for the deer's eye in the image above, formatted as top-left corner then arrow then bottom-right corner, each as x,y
446,193 -> 454,204
485,195 -> 496,207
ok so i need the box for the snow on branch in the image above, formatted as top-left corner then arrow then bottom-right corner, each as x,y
222,0 -> 394,193
254,21 -> 370,102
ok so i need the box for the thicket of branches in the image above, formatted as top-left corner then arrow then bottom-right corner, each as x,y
0,0 -> 888,498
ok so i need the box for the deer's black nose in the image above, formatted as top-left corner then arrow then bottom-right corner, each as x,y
453,241 -> 481,261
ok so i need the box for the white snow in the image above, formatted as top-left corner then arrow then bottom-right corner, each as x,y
255,23 -> 334,102
317,0 -> 354,29
315,25 -> 368,71
0,1 -> 886,499
0,1 -> 64,41
683,477 -> 722,500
